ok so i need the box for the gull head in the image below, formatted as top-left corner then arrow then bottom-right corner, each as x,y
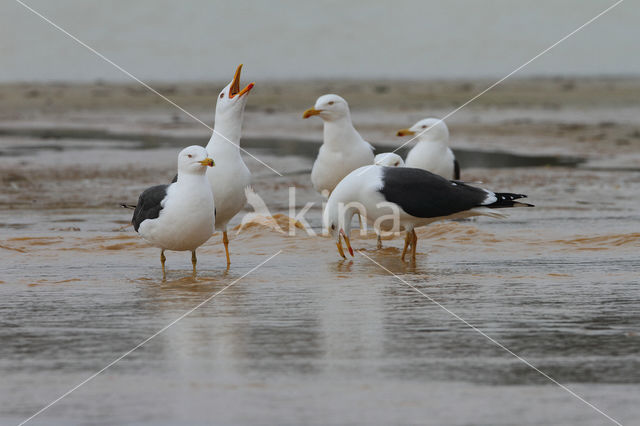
374,152 -> 404,167
177,145 -> 215,175
323,195 -> 355,259
397,118 -> 449,143
216,64 -> 255,120
303,94 -> 350,122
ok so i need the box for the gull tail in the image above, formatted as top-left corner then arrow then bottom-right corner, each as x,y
486,193 -> 534,209
120,203 -> 136,209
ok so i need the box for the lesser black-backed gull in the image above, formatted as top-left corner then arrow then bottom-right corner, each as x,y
324,165 -> 533,261
132,146 -> 215,277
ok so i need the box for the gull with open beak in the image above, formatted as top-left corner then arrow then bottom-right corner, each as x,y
205,64 -> 255,268
397,118 -> 460,180
131,146 -> 215,278
302,94 -> 374,197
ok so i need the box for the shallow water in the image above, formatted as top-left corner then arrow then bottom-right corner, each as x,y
1,135 -> 640,425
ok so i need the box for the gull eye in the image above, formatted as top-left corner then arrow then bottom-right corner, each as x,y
187,154 -> 193,158
331,224 -> 336,230
220,93 -> 224,99
394,162 -> 399,166
422,125 -> 427,129
328,101 -> 334,106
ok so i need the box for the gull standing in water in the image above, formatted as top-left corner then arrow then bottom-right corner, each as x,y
397,118 -> 460,180
132,146 -> 215,278
324,165 -> 533,261
303,94 -> 374,197
206,64 -> 254,268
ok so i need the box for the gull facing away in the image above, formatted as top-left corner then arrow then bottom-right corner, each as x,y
132,146 -> 215,278
397,118 -> 460,180
206,64 -> 255,268
303,94 -> 375,196
373,152 -> 404,248
374,152 -> 405,167
324,165 -> 533,261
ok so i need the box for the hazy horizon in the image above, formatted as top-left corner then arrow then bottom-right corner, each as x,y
1,0 -> 638,83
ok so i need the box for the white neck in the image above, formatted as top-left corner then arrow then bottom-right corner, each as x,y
417,136 -> 448,147
206,110 -> 244,153
323,115 -> 362,148
175,171 -> 207,186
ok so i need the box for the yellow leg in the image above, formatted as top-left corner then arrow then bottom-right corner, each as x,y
223,231 -> 230,268
411,229 -> 418,261
401,231 -> 411,261
160,249 -> 166,279
191,250 -> 197,276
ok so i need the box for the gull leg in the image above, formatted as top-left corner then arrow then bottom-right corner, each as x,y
223,231 -> 231,268
191,250 -> 197,277
411,229 -> 418,261
160,249 -> 166,279
377,233 -> 382,249
401,231 -> 411,261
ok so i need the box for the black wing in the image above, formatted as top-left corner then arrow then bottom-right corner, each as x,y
453,159 -> 461,180
132,184 -> 169,232
379,167 -> 493,218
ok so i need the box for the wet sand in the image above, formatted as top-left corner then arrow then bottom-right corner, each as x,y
1,78 -> 640,425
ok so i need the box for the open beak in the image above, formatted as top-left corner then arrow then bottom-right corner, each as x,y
340,229 -> 354,257
229,64 -> 255,98
302,108 -> 323,119
199,158 -> 215,167
396,128 -> 415,137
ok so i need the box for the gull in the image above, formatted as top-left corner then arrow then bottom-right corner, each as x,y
206,64 -> 255,268
374,152 -> 404,167
397,118 -> 460,180
324,165 -> 533,261
132,146 -> 215,278
303,94 -> 374,196
373,152 -> 404,248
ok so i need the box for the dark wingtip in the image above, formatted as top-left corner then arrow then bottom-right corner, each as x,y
120,203 -> 136,209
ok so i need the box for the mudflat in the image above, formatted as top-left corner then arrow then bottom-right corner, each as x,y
1,78 -> 639,425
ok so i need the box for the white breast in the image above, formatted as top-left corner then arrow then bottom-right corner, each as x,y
206,146 -> 251,230
405,142 -> 455,180
311,142 -> 374,194
139,179 -> 214,251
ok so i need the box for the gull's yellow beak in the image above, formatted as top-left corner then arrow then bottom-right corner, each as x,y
199,158 -> 215,167
303,108 -> 322,119
336,237 -> 346,259
229,64 -> 255,98
396,128 -> 415,137
340,229 -> 354,257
